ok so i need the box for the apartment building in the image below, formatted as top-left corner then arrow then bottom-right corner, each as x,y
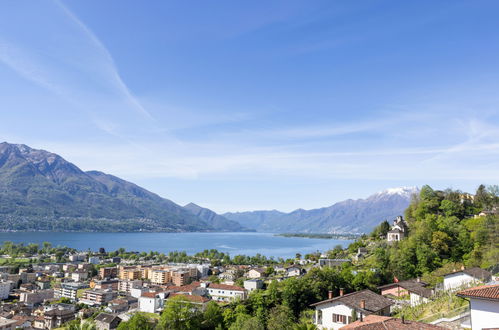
54,282 -> 88,301
0,281 -> 12,300
80,289 -> 117,306
119,268 -> 141,281
99,267 -> 118,279
150,270 -> 171,285
172,271 -> 191,286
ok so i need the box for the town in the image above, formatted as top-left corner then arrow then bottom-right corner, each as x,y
0,213 -> 496,330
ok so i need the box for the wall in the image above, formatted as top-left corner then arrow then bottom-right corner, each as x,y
470,298 -> 499,330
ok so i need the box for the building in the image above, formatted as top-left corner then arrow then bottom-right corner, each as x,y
118,280 -> 142,293
166,293 -> 210,310
0,318 -> 17,330
138,291 -> 166,313
172,271 -> 191,286
457,284 -> 499,330
286,266 -> 303,277
94,313 -> 122,330
71,271 -> 88,282
311,289 -> 393,330
387,216 -> 408,242
99,267 -> 118,279
339,315 -> 445,329
69,254 -> 86,262
0,282 -> 11,300
54,282 -> 89,301
19,289 -> 54,306
44,308 -> 75,329
88,256 -> 100,265
443,267 -> 492,291
247,268 -> 266,279
93,279 -> 119,291
378,278 -> 433,305
80,289 -> 117,306
205,283 -> 247,302
319,259 -> 350,268
244,279 -> 263,292
354,248 -> 368,262
150,269 -> 171,285
119,267 -> 141,281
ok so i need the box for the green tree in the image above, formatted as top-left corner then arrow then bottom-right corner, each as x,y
117,313 -> 153,330
267,305 -> 295,330
158,296 -> 201,330
202,301 -> 223,329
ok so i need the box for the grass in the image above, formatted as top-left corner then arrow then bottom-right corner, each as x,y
394,291 -> 468,322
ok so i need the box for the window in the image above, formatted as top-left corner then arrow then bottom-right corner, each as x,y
332,314 -> 347,324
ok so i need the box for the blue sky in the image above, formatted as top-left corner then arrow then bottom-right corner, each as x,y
0,0 -> 498,212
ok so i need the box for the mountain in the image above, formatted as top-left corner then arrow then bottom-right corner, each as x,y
0,142 -> 246,232
183,203 -> 251,232
223,187 -> 418,233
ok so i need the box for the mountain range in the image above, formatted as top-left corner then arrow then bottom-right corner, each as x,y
0,142 -> 245,232
223,187 -> 418,233
0,142 -> 417,233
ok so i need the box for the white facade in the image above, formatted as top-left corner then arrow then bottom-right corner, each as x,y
469,298 -> 499,330
0,282 -> 11,300
443,272 -> 477,290
207,287 -> 247,302
244,280 -> 263,292
138,293 -> 165,313
247,269 -> 264,279
314,301 -> 359,330
88,256 -> 100,265
409,292 -> 429,307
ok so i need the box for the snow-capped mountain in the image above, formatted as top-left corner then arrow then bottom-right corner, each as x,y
224,187 -> 419,233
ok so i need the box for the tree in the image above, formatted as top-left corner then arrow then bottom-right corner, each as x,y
267,305 -> 295,330
117,313 -> 153,330
159,296 -> 201,330
202,301 -> 223,329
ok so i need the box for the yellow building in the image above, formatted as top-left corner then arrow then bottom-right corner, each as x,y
150,269 -> 171,285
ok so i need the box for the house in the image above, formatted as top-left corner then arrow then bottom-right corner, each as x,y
71,270 -> 88,282
94,313 -> 122,330
0,282 -> 11,300
43,308 -> 75,329
387,216 -> 408,242
118,280 -> 142,293
205,283 -> 247,302
88,256 -> 100,265
286,266 -> 303,277
0,318 -> 17,330
354,248 -> 368,262
319,259 -> 350,268
456,284 -> 499,330
244,279 -> 263,292
311,289 -> 393,330
443,267 -> 492,290
247,268 -> 266,279
339,315 -> 446,329
138,291 -> 166,313
378,278 -> 433,305
19,289 -> 54,307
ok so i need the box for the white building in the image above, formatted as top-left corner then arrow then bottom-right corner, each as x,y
205,283 -> 247,302
387,216 -> 408,242
244,279 -> 263,292
247,268 -> 266,279
457,284 -> 499,330
443,267 -> 492,291
88,256 -> 100,265
286,266 -> 303,277
0,282 -> 11,300
311,289 -> 393,330
138,291 -> 166,313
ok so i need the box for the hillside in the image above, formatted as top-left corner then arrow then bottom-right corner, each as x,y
183,203 -> 251,232
0,142 -> 243,232
223,187 -> 418,233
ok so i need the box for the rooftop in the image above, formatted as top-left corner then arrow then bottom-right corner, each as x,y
340,315 -> 446,329
457,284 -> 499,301
311,289 -> 393,314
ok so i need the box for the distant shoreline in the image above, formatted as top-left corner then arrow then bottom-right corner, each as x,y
276,233 -> 361,240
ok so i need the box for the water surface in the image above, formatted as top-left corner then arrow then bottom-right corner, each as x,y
0,232 -> 352,259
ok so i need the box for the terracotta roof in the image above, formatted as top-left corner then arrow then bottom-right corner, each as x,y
168,282 -> 201,293
340,315 -> 446,329
457,284 -> 499,301
378,279 -> 427,290
311,289 -> 393,314
141,291 -> 163,298
208,283 -> 245,291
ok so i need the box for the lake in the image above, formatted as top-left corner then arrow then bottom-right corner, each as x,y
0,232 -> 353,259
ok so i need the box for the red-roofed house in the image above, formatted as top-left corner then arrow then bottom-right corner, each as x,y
204,282 -> 247,302
457,284 -> 499,330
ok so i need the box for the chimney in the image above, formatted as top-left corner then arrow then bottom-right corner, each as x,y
360,299 -> 366,309
416,277 -> 420,283
328,290 -> 333,299
461,265 -> 465,271
340,288 -> 344,296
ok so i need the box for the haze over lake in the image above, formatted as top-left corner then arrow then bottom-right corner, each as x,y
0,232 -> 352,259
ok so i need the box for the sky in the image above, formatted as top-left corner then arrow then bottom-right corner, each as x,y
0,0 -> 498,213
